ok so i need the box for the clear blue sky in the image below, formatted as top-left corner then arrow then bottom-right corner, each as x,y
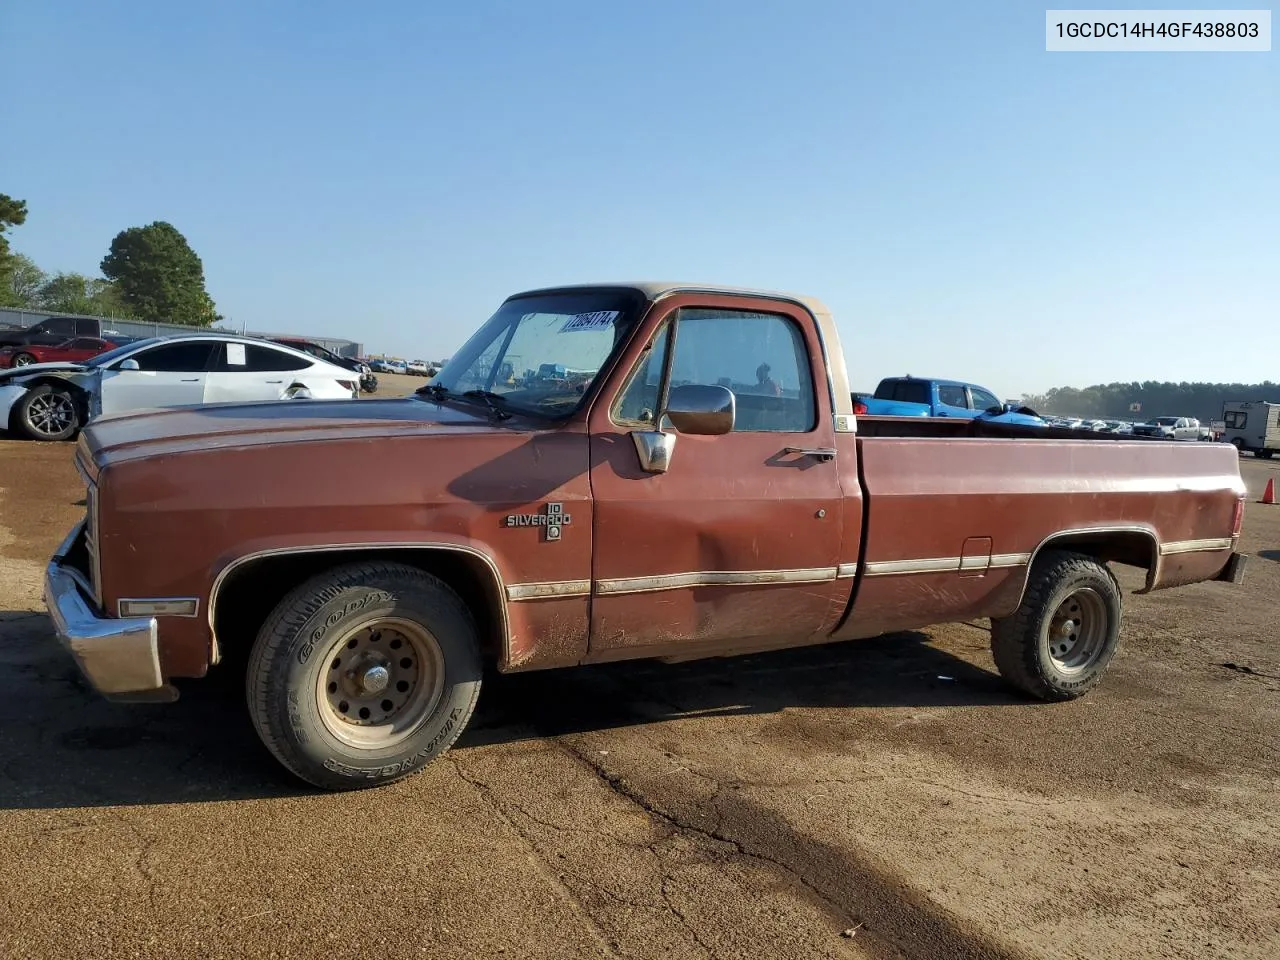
3,1 -> 1276,395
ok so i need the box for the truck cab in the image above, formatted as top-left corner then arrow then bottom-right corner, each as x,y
860,375 -> 1044,426
1132,417 -> 1212,442
0,315 -> 103,349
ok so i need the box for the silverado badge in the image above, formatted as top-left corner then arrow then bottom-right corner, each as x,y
505,502 -> 571,542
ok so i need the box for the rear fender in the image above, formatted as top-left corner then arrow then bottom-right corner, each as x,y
1013,526 -> 1161,608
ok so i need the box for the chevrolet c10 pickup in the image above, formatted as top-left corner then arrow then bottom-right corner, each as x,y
45,282 -> 1249,790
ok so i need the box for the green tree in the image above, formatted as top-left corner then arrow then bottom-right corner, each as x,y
34,272 -> 132,317
6,253 -> 45,307
0,193 -> 30,307
100,221 -> 219,326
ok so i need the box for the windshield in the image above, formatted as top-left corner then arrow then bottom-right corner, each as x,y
1154,417 -> 1179,425
428,290 -> 643,418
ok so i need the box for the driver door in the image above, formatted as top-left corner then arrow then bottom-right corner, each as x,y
98,341 -> 215,415
586,297 -> 848,659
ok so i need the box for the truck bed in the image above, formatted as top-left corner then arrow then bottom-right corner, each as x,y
830,423 -> 1244,643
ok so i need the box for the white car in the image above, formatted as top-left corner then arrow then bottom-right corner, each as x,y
407,360 -> 431,376
0,334 -> 360,442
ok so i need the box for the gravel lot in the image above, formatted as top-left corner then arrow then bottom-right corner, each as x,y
0,437 -> 1276,960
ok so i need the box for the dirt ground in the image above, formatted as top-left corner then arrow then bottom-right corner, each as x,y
370,371 -> 431,398
0,438 -> 1276,960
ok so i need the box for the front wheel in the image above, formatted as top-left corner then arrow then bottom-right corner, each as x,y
245,562 -> 483,790
14,384 -> 80,441
990,551 -> 1122,701
13,352 -> 36,367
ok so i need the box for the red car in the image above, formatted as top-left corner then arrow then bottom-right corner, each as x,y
0,337 -> 121,369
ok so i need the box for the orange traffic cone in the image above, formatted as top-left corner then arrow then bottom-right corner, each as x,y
1263,477 -> 1277,505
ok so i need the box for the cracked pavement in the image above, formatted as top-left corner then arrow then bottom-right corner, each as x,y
1,442 -> 1277,960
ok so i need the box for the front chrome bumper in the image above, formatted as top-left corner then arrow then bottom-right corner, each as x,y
44,524 -> 176,702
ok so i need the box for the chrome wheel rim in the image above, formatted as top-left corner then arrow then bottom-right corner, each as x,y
25,392 -> 75,437
316,618 -> 445,749
14,354 -> 33,367
1047,588 -> 1108,673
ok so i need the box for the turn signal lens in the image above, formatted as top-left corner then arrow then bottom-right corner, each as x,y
118,599 -> 198,618
1232,497 -> 1245,536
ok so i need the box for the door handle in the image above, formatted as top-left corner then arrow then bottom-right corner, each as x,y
265,380 -> 283,384
180,378 -> 199,382
783,447 -> 836,462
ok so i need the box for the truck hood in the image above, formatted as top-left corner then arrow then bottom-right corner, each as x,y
81,397 -> 524,466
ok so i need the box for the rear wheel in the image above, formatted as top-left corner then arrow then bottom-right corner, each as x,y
1258,449 -> 1275,460
14,384 -> 80,441
245,561 -> 482,790
991,551 -> 1122,701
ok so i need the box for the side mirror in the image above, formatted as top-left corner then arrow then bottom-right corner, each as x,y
118,358 -> 141,371
665,384 -> 735,436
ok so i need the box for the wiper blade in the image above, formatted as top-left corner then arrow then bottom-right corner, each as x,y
460,389 -> 512,421
416,382 -> 513,421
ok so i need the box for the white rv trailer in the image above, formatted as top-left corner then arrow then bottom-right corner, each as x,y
1222,400 -> 1280,459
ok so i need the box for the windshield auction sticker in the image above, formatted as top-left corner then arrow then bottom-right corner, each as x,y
1046,10 -> 1271,50
560,311 -> 619,333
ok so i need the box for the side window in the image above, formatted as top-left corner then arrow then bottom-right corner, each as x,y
1224,411 -> 1246,429
937,384 -> 968,408
74,318 -> 98,336
614,325 -> 669,425
970,387 -> 1000,411
614,308 -> 816,433
248,345 -> 311,371
72,338 -> 102,350
128,342 -> 216,372
893,381 -> 929,404
216,343 -> 311,372
38,317 -> 76,338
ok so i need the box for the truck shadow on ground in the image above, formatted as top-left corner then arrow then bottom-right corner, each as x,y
0,615 -> 1021,810
1259,550 -> 1280,563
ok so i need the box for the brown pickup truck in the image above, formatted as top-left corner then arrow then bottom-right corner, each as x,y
46,282 -> 1249,790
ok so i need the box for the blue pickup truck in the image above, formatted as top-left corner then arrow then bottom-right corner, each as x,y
854,376 -> 1045,426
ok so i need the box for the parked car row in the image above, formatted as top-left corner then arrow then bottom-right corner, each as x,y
0,336 -> 144,368
364,357 -> 438,377
0,334 -> 362,442
1042,415 -> 1221,441
0,317 -> 377,394
1042,417 -> 1135,433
